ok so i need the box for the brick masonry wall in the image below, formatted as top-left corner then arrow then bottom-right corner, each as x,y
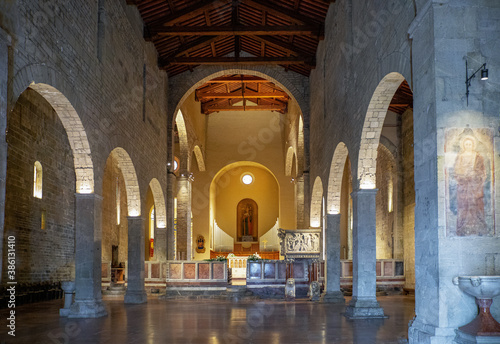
4,88 -> 75,283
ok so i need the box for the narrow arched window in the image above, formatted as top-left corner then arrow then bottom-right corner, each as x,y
149,206 -> 155,240
33,161 -> 43,199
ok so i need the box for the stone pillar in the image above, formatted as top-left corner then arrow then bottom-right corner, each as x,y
155,227 -> 167,262
408,2 -> 500,342
321,214 -> 344,303
344,189 -> 385,319
176,174 -> 192,260
124,216 -> 147,304
166,172 -> 176,260
302,171 -> 311,228
295,176 -> 306,228
0,28 -> 10,283
69,194 -> 107,318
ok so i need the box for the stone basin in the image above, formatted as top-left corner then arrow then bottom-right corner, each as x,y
453,275 -> 500,340
453,276 -> 500,300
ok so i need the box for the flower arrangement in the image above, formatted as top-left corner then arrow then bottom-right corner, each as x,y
204,255 -> 228,261
247,252 -> 262,261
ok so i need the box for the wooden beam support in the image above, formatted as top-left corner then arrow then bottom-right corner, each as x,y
197,90 -> 289,99
241,0 -> 321,27
205,76 -> 268,83
248,35 -> 313,57
149,0 -> 231,27
149,25 -> 323,37
167,36 -> 223,57
160,56 -> 315,68
203,104 -> 286,114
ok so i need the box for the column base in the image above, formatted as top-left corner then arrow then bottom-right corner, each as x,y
454,330 -> 500,344
124,290 -> 147,304
320,291 -> 345,304
344,297 -> 387,319
59,308 -> 71,317
68,300 -> 107,318
408,318 -> 456,344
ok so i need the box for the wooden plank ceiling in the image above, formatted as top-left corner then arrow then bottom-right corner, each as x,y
128,0 -> 332,77
196,74 -> 289,114
388,81 -> 413,115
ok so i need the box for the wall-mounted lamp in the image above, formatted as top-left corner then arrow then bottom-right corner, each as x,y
466,60 -> 488,106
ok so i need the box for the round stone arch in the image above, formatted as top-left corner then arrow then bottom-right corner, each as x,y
358,72 -> 407,189
10,64 -> 94,194
192,145 -> 206,172
149,178 -> 167,228
285,146 -> 295,177
327,142 -> 349,215
174,109 -> 189,171
297,115 -> 305,174
108,147 -> 141,217
15,82 -> 94,194
310,176 -> 324,228
168,66 -> 309,125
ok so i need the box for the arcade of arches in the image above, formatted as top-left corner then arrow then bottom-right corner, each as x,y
1,1 -> 500,343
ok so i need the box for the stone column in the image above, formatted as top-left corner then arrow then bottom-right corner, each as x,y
0,28 -> 10,283
344,189 -> 385,319
295,176 -> 306,228
302,171 -> 311,229
166,172 -> 176,260
321,214 -> 345,303
154,227 -> 167,262
176,174 -> 192,260
124,216 -> 147,304
69,194 -> 107,318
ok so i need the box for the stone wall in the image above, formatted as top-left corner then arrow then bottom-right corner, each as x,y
0,1 -> 169,282
375,144 -> 395,259
4,88 -> 75,283
402,108 -> 415,290
101,157 -> 129,266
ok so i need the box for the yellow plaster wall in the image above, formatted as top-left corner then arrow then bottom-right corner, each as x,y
215,165 -> 279,238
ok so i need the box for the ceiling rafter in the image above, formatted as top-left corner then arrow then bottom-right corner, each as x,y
147,25 -> 324,38
159,56 -> 315,68
129,0 -> 330,76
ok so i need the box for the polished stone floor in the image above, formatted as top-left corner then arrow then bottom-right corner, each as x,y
0,295 -> 414,344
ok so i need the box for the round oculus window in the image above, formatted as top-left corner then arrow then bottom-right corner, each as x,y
241,174 -> 253,185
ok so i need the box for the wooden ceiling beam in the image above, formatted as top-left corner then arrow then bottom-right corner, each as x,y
205,76 -> 267,83
163,36 -> 222,57
148,0 -> 231,27
241,0 -> 321,27
149,25 -> 323,37
159,56 -> 315,68
197,90 -> 289,99
248,35 -> 313,57
202,104 -> 286,114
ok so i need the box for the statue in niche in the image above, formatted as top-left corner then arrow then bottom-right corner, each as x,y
445,128 -> 494,237
237,199 -> 258,241
453,135 -> 487,235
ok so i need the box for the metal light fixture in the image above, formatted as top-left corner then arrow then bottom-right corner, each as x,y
466,59 -> 488,106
